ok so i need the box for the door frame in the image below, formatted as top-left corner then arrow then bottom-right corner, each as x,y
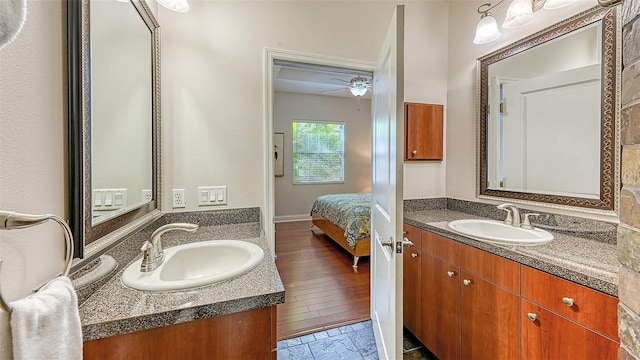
262,48 -> 376,257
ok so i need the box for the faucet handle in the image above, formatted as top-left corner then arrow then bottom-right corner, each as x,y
497,204 -> 514,225
141,241 -> 153,257
521,213 -> 540,230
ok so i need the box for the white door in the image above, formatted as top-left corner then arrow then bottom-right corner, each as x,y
370,5 -> 404,360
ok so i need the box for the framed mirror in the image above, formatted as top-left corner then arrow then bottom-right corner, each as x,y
68,0 -> 162,259
476,6 -> 620,214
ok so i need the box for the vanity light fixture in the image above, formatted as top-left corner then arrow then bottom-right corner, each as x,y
349,76 -> 371,97
473,0 -> 578,44
157,0 -> 189,12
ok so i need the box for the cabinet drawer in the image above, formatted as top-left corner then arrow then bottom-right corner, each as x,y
522,300 -> 618,360
422,231 -> 459,264
521,266 -> 618,340
459,244 -> 520,294
403,224 -> 422,250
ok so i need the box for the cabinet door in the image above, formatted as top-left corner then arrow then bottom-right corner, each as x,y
404,103 -> 443,161
461,271 -> 520,360
421,252 -> 461,360
403,246 -> 422,336
522,300 -> 618,360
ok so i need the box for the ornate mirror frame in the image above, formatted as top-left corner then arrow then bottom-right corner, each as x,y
68,0 -> 162,259
476,6 -> 621,215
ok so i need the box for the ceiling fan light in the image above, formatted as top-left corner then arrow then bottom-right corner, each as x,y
503,0 -> 535,29
350,85 -> 368,97
543,0 -> 577,9
474,14 -> 502,44
157,0 -> 189,12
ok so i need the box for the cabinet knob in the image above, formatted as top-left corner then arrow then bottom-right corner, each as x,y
447,271 -> 455,277
463,279 -> 472,286
527,313 -> 538,322
412,149 -> 417,155
562,297 -> 575,307
411,253 -> 418,258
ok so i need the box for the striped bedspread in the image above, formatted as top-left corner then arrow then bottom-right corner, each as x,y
310,193 -> 371,248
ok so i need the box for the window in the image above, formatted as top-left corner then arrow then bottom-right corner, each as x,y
292,121 -> 345,184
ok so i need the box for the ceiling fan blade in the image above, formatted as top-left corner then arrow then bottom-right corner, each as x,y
321,88 -> 348,94
330,78 -> 351,84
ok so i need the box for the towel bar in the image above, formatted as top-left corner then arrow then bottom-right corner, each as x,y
0,212 -> 74,312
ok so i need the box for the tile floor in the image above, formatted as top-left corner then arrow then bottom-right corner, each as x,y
276,321 -> 437,360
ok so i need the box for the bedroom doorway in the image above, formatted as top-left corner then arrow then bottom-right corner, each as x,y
264,50 -> 376,340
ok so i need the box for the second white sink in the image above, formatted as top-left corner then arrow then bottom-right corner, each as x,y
447,219 -> 553,246
122,240 -> 265,291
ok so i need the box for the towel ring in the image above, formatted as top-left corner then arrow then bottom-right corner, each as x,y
0,212 -> 74,312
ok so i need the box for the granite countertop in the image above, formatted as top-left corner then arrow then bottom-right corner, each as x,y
404,210 -> 619,297
78,222 -> 285,341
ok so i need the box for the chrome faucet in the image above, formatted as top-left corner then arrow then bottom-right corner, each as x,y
497,203 -> 521,227
140,223 -> 199,272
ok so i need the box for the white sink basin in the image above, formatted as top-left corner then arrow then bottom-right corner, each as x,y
121,240 -> 265,291
447,219 -> 554,246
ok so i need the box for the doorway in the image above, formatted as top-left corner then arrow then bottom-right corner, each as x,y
265,52 -> 375,339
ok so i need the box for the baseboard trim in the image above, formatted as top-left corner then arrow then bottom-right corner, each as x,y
274,214 -> 312,223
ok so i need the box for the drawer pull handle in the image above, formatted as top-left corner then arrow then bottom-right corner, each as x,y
447,271 -> 455,277
463,279 -> 472,286
527,313 -> 537,322
412,150 -> 418,155
411,253 -> 418,258
562,297 -> 575,307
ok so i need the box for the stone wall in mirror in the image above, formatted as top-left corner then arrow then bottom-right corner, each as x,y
477,6 -> 621,216
68,0 -> 162,260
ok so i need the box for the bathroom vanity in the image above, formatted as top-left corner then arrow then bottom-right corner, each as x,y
73,209 -> 284,360
403,206 -> 619,360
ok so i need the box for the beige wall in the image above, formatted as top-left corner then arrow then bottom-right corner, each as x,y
403,1 -> 449,200
0,0 -> 67,304
158,1 -> 451,218
273,91 -> 371,221
444,0 -> 613,220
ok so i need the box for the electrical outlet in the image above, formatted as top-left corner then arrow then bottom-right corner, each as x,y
172,189 -> 186,208
142,190 -> 153,202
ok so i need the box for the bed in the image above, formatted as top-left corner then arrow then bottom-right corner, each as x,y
309,193 -> 371,269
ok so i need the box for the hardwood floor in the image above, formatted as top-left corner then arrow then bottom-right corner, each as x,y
275,220 -> 370,340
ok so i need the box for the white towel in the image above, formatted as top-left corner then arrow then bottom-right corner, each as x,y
0,0 -> 27,50
10,277 -> 82,360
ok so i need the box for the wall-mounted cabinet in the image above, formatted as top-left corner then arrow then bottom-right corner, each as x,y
404,103 -> 443,161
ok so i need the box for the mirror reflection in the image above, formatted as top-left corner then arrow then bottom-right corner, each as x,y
486,22 -> 601,199
90,0 -> 153,225
477,6 -> 619,212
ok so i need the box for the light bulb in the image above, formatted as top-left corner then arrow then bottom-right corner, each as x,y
474,14 -> 502,44
543,0 -> 577,9
350,86 -> 368,97
157,0 -> 189,12
503,0 -> 535,28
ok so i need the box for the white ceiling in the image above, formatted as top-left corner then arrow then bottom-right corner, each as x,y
273,64 -> 373,99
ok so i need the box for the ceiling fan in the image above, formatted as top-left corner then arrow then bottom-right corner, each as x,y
322,76 -> 372,97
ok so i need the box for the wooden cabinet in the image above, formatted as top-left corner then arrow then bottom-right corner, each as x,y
405,229 -> 519,360
83,306 -> 277,360
421,252 -> 460,360
404,102 -> 443,161
461,271 -> 520,360
403,228 -> 620,360
521,266 -> 619,360
522,300 -> 618,360
403,224 -> 422,336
